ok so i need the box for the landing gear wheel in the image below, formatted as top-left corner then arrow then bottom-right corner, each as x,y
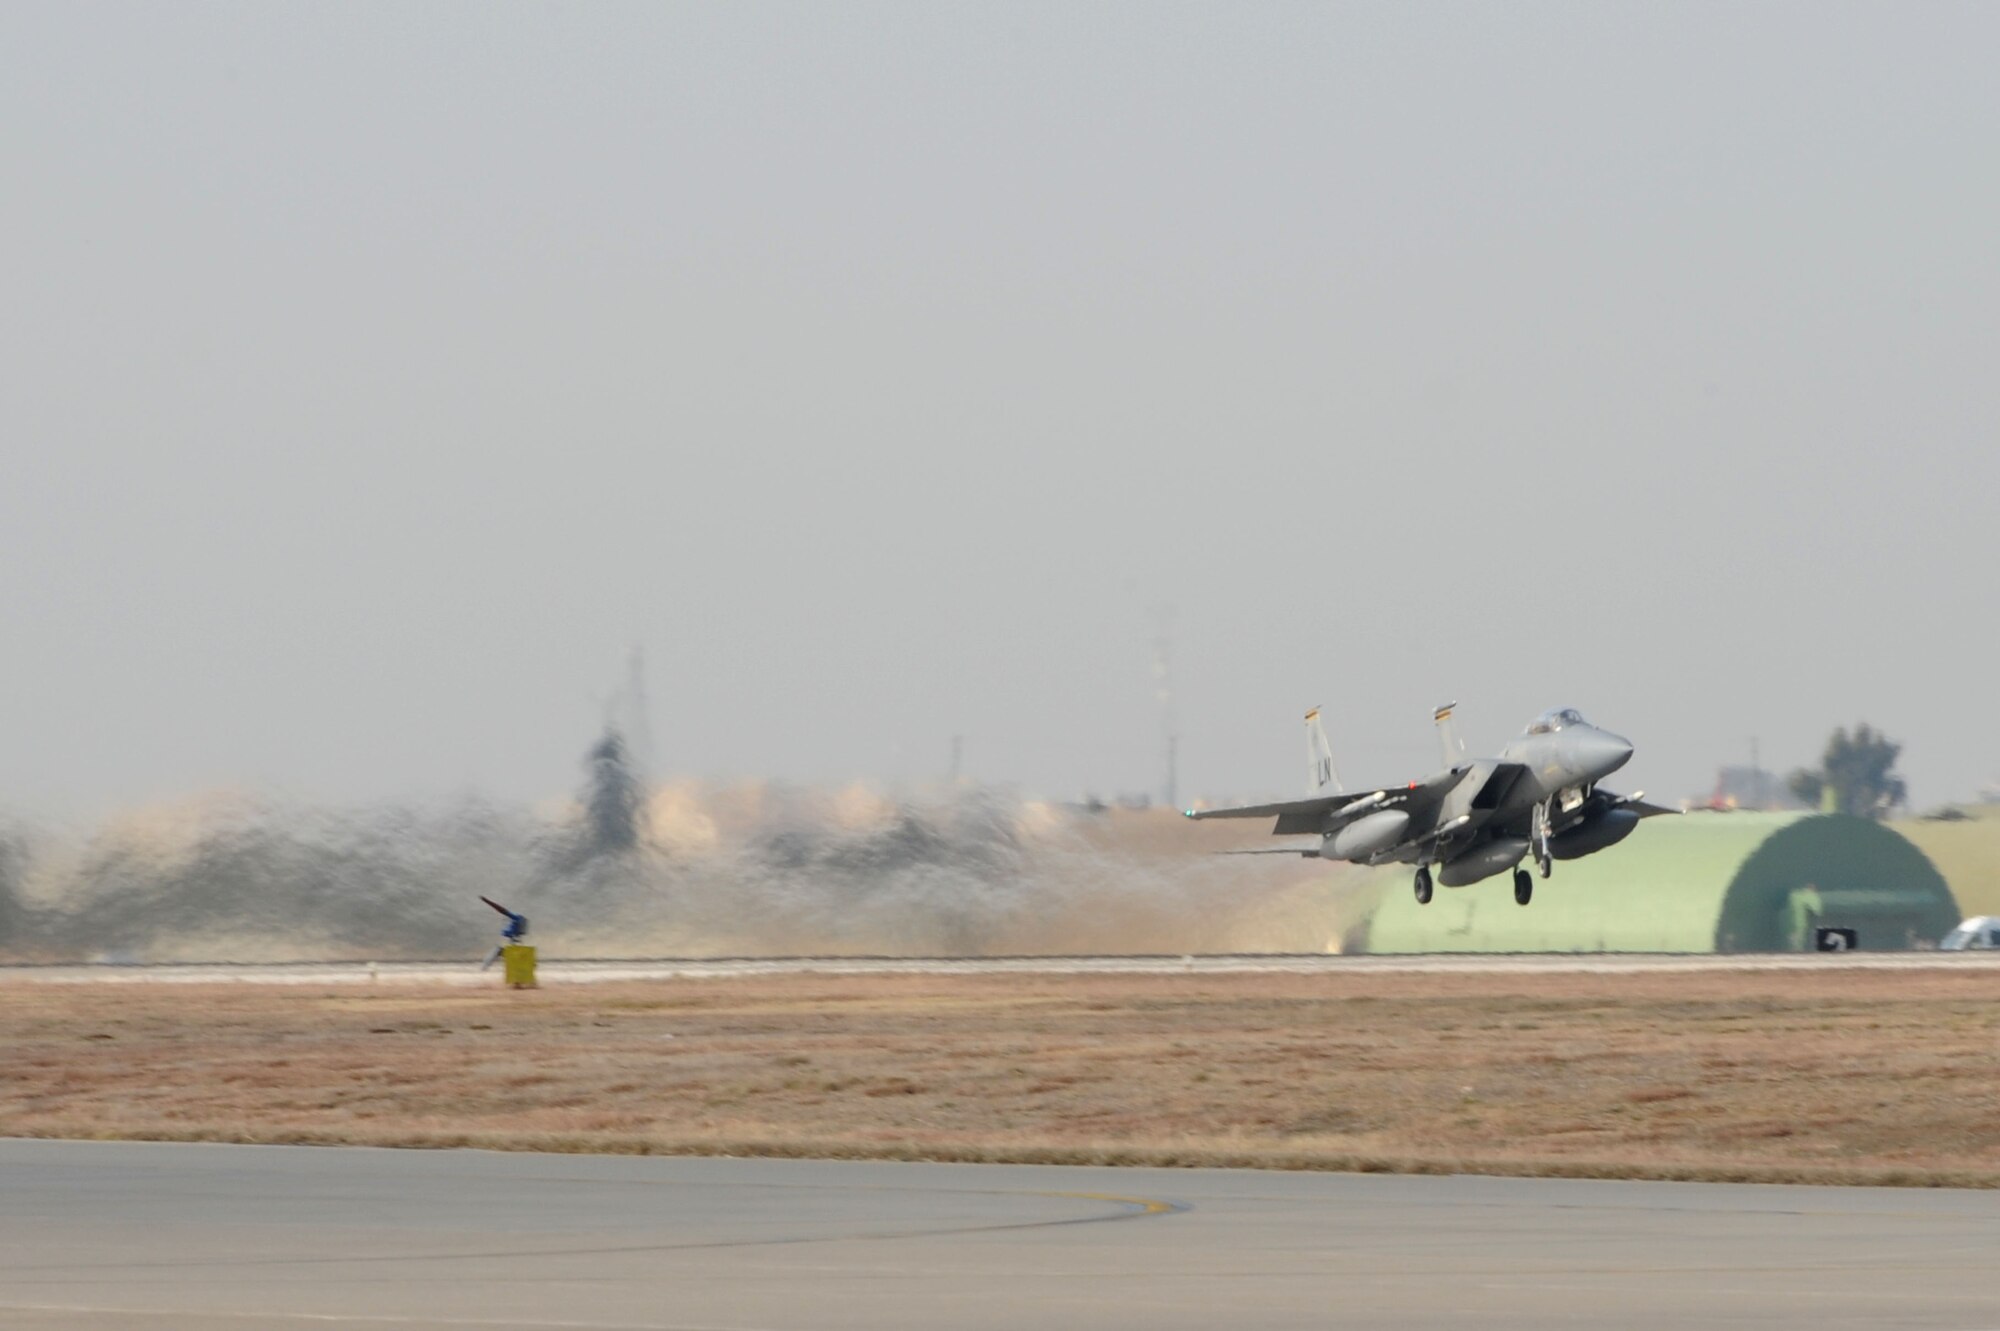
1513,867 -> 1533,906
1531,800 -> 1554,878
1414,867 -> 1433,905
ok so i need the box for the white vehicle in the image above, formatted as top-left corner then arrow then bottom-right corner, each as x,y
1941,916 -> 2000,950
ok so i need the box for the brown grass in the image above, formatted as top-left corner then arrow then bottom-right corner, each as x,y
5,970 -> 2000,1186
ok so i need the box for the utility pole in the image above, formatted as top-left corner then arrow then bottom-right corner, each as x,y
601,643 -> 655,776
1153,605 -> 1178,811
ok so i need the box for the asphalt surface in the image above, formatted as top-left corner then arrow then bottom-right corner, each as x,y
4,1141 -> 1999,1329
10,950 -> 2000,984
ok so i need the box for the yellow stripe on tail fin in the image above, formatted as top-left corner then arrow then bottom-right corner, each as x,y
1306,707 -> 1341,794
1434,702 -> 1467,769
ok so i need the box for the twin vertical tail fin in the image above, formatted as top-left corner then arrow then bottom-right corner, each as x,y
1434,701 -> 1467,769
1305,707 -> 1342,794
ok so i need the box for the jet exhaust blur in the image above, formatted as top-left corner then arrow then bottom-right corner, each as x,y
0,782 -> 1338,963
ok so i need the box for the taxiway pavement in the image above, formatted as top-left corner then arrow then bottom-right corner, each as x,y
3,1140 -> 1998,1329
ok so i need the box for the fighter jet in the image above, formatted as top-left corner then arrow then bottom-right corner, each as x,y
1185,704 -> 1673,905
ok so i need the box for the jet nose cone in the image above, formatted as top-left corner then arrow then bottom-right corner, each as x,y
1573,729 -> 1634,781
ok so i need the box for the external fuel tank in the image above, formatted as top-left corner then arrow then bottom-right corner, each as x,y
1324,809 -> 1410,861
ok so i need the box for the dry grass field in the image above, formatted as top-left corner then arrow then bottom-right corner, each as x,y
6,970 -> 2000,1185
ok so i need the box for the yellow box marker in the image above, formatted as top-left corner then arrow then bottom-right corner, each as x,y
501,944 -> 537,989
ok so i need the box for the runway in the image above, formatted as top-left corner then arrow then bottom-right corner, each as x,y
10,950 -> 2000,984
4,1142 -> 1999,1329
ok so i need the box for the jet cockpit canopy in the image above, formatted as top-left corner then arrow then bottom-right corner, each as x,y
1526,707 -> 1588,735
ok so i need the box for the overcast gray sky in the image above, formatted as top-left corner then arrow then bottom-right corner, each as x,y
4,1 -> 1997,819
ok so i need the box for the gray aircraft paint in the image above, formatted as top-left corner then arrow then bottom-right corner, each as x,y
1188,706 -> 1671,904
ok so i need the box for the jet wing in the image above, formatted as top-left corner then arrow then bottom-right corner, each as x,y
1185,792 -> 1374,821
1185,791 -> 1383,836
1188,775 -> 1457,837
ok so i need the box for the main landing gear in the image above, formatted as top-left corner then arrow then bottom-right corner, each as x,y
1513,866 -> 1534,906
1413,866 -> 1433,905
1530,800 -> 1555,879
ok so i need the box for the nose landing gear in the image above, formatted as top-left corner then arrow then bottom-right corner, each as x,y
1414,866 -> 1433,905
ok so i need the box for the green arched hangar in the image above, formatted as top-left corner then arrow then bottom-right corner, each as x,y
1361,813 -> 1959,954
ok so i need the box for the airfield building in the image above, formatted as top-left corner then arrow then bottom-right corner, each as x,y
1361,812 -> 1958,954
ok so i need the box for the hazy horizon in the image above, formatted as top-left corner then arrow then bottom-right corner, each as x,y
6,2 -> 1997,822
